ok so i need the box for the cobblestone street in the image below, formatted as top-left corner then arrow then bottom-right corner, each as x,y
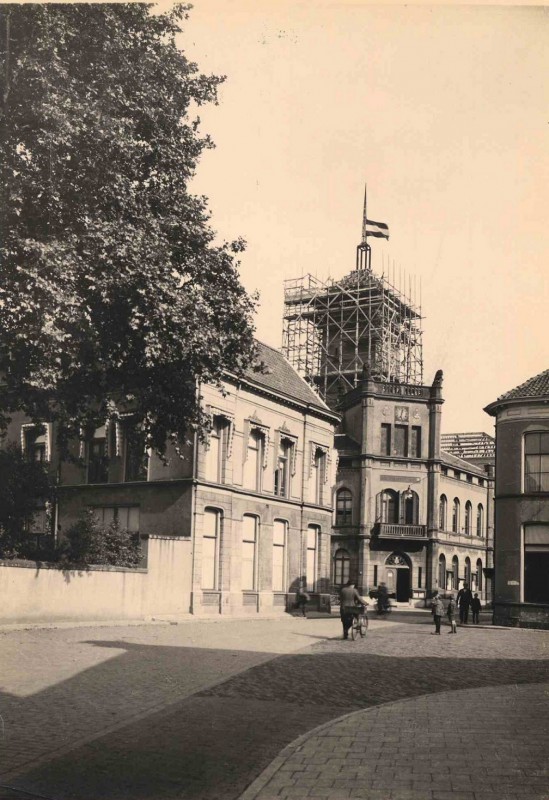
0,611 -> 547,800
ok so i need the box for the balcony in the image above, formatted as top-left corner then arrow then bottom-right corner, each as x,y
374,523 -> 427,539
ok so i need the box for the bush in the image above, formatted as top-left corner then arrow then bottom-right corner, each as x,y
60,510 -> 142,568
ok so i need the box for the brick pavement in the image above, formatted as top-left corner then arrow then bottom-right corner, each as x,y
0,612 -> 547,800
239,683 -> 549,800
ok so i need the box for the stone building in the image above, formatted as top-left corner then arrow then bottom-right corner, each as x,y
332,370 -> 493,604
484,368 -> 549,629
7,341 -> 339,616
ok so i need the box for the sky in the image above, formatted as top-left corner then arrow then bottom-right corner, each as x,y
176,2 -> 548,434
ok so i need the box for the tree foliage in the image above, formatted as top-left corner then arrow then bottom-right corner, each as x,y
0,442 -> 55,559
60,509 -> 142,569
0,4 -> 256,455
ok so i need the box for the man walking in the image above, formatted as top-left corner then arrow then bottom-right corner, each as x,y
339,580 -> 363,639
457,583 -> 473,624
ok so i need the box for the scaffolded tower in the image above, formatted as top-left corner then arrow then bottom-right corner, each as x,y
282,241 -> 424,410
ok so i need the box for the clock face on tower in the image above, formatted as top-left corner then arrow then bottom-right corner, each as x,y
395,406 -> 409,422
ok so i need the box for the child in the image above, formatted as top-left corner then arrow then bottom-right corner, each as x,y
471,593 -> 482,624
447,594 -> 457,634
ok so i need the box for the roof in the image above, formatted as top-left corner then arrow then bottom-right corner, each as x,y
241,340 -> 337,417
440,450 -> 487,477
492,368 -> 549,404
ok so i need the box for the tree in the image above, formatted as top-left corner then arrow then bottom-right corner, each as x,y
0,4 -> 256,456
0,442 -> 55,559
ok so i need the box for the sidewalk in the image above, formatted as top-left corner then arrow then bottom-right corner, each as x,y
239,682 -> 549,800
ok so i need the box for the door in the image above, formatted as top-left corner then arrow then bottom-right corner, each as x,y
396,568 -> 411,602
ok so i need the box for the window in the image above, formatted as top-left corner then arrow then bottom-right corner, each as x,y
335,489 -> 352,526
393,425 -> 408,457
466,474 -> 473,484
524,432 -> 549,492
373,565 -> 378,586
441,467 -> 448,476
454,471 -> 461,480
439,495 -> 447,531
418,566 -> 422,589
123,423 -> 148,482
333,548 -> 350,586
94,506 -> 139,532
205,417 -> 228,483
243,429 -> 264,491
274,439 -> 292,497
524,525 -> 549,603
23,424 -> 48,463
476,558 -> 483,592
88,425 -> 109,484
464,502 -> 472,535
312,448 -> 327,505
380,489 -> 399,524
438,554 -> 446,589
306,525 -> 319,591
464,557 -> 471,587
452,498 -> 460,533
403,490 -> 418,525
380,424 -> 391,456
410,426 -> 422,458
242,515 -> 258,591
202,509 -> 220,590
272,520 -> 287,592
476,504 -> 484,537
452,556 -> 459,590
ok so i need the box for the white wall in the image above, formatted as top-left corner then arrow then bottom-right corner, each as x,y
0,535 -> 192,624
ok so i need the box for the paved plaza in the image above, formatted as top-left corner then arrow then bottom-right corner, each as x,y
0,610 -> 547,800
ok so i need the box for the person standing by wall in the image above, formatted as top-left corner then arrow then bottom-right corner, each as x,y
296,579 -> 310,618
447,594 -> 457,634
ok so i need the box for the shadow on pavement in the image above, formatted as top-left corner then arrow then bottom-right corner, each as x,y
2,632 -> 547,800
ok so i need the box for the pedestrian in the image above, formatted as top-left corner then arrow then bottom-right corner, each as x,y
339,580 -> 363,639
377,581 -> 390,614
457,583 -> 473,624
431,591 -> 444,635
471,592 -> 482,624
296,582 -> 310,617
446,594 -> 457,634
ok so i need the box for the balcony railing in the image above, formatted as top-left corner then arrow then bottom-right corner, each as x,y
374,523 -> 427,539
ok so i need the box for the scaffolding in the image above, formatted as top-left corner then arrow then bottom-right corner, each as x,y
282,244 -> 424,409
441,432 -> 496,462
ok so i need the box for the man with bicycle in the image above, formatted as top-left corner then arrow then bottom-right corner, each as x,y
339,580 -> 365,639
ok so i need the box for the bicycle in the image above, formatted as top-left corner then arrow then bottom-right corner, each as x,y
350,604 -> 369,639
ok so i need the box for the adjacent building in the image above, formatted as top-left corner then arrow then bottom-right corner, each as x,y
6,341 -> 339,616
485,368 -> 549,629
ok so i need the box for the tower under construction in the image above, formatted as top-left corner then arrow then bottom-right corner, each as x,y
282,205 -> 423,410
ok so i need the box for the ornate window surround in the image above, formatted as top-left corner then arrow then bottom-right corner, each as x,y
275,424 -> 298,477
243,413 -> 270,468
205,405 -> 235,459
310,442 -> 331,484
21,422 -> 52,461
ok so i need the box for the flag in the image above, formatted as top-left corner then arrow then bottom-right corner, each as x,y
363,218 -> 390,240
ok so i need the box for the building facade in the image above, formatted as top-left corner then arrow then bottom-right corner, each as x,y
485,369 -> 549,629
6,341 -> 339,616
331,370 -> 493,604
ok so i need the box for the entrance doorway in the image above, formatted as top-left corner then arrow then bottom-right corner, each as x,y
385,552 -> 412,602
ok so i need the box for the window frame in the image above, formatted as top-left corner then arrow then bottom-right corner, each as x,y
335,488 -> 353,526
272,519 -> 287,592
202,508 -> 221,591
241,514 -> 259,591
333,548 -> 351,586
523,431 -> 549,494
306,525 -> 320,592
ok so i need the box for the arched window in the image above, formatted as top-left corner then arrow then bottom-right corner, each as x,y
464,557 -> 471,587
402,490 -> 419,525
272,520 -> 287,592
452,556 -> 459,590
242,515 -> 259,591
476,504 -> 484,537
438,553 -> 446,589
380,489 -> 399,524
452,498 -> 460,533
335,489 -> 352,526
476,558 -> 483,591
464,502 -> 472,535
333,548 -> 351,586
202,508 -> 222,590
439,495 -> 447,531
